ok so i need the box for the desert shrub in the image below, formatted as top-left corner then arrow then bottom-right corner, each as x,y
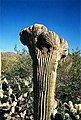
56,49 -> 81,103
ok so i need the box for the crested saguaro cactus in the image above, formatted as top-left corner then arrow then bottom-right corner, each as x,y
20,24 -> 68,120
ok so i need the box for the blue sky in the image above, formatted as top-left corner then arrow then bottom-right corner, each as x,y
0,0 -> 81,52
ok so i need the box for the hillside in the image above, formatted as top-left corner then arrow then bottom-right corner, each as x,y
1,52 -> 18,61
1,52 -> 19,74
1,51 -> 32,80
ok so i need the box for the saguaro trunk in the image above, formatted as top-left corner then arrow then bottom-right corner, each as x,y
20,24 -> 68,120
